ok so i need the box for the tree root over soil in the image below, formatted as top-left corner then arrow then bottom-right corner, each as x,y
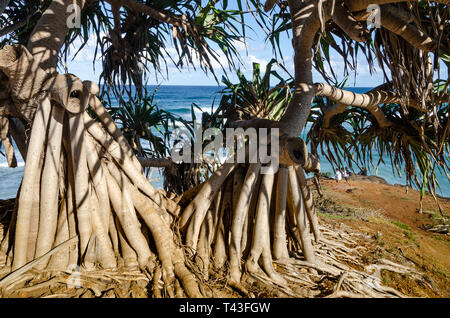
178,150 -> 323,286
0,217 -> 434,298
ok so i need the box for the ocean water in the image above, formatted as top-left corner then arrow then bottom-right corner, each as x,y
1,86 -> 448,199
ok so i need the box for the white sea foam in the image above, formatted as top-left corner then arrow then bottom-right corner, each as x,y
0,161 -> 25,168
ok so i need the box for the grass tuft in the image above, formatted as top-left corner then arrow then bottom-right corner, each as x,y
391,220 -> 411,231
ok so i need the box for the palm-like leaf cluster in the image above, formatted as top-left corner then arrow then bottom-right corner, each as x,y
307,81 -> 448,207
0,0 -> 49,43
109,86 -> 176,158
220,59 -> 293,121
68,0 -> 245,99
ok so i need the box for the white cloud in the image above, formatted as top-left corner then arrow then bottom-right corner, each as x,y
68,32 -> 105,62
246,54 -> 267,70
231,39 -> 248,52
158,45 -> 231,72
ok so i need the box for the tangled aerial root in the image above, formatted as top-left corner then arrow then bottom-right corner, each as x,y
261,221 -> 432,298
178,155 -> 322,286
0,44 -> 204,298
210,220 -> 434,298
0,215 -> 433,298
0,267 -> 150,298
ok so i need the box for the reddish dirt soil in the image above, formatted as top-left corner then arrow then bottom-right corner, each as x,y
314,177 -> 450,297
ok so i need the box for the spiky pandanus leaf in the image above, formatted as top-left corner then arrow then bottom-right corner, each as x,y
220,59 -> 293,121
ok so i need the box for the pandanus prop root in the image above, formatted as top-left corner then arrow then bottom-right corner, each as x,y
0,45 -> 203,297
178,135 -> 322,284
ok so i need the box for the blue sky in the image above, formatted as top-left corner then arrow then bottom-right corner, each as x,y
65,30 -> 386,87
64,9 -> 446,88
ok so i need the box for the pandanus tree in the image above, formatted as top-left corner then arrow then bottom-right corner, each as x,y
0,0 -> 448,298
0,0 -> 245,297
178,0 -> 449,286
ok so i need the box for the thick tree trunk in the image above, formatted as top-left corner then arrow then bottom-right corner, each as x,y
279,0 -> 321,137
27,0 -> 86,74
178,0 -> 326,287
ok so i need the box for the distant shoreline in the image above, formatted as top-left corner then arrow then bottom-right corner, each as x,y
314,174 -> 450,201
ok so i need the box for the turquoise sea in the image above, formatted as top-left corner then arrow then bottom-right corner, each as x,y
0,85 -> 448,199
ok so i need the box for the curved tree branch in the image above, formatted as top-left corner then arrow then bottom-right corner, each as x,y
317,83 -> 394,128
137,156 -> 174,168
316,82 -> 448,128
355,5 -> 438,52
105,0 -> 185,27
344,0 -> 450,13
332,2 -> 370,42
315,82 -> 400,107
